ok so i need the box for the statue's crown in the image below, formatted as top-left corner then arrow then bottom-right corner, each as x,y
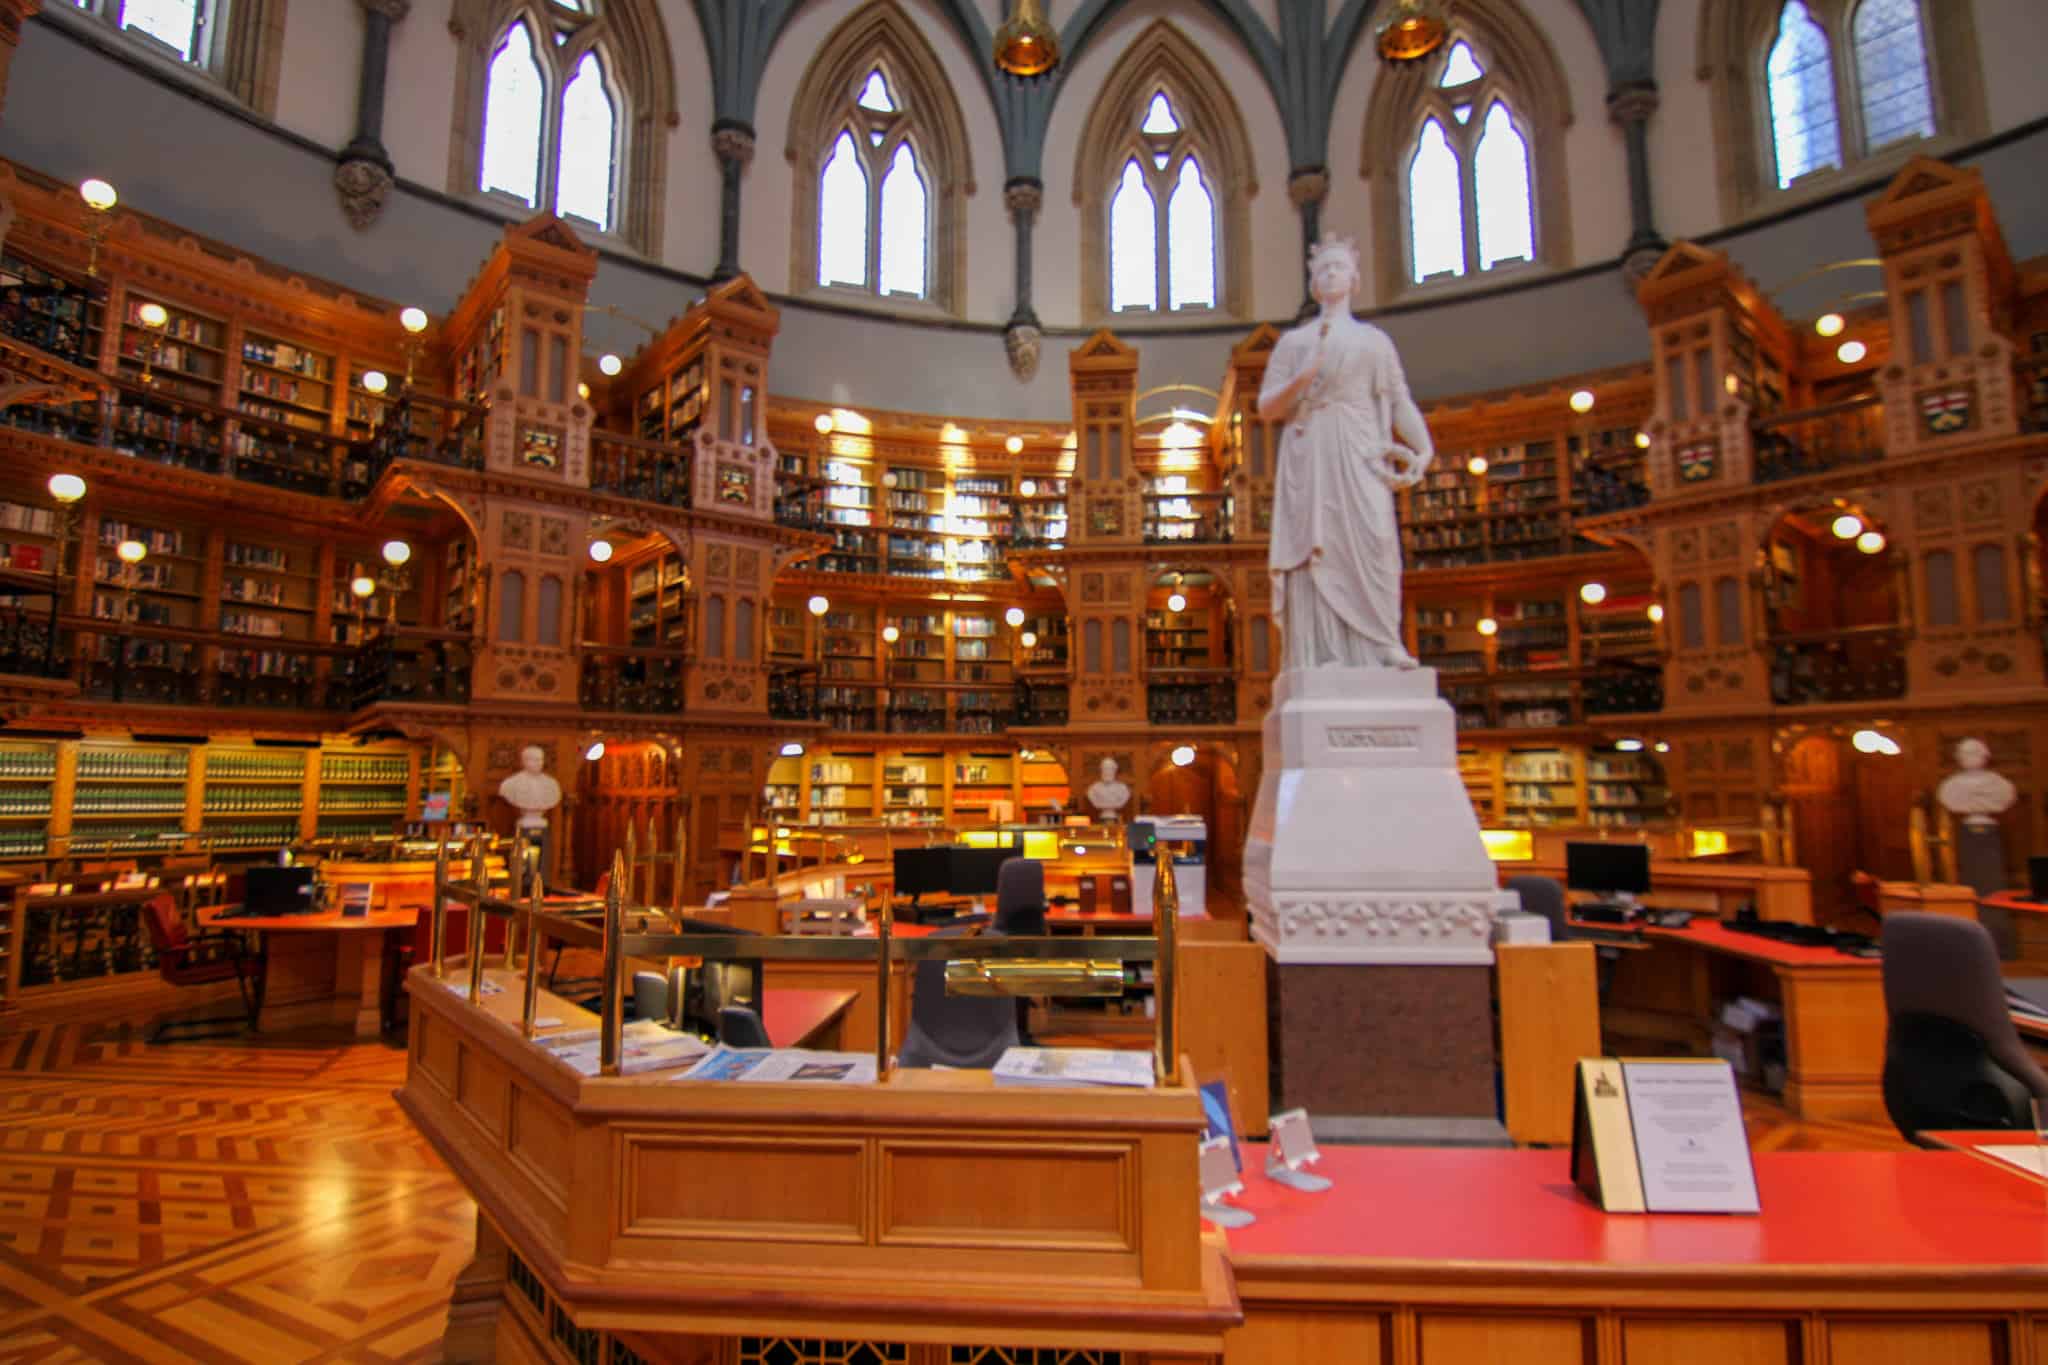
1308,232 -> 1360,272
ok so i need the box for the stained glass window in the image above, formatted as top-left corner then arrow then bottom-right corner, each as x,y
1110,160 -> 1158,311
1409,119 -> 1465,283
481,23 -> 545,206
556,52 -> 616,231
1852,0 -> 1935,150
1767,1 -> 1842,187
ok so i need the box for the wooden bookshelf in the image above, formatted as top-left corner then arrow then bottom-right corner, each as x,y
1502,746 -> 1581,828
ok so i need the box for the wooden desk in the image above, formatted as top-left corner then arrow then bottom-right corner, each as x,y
762,987 -> 856,1049
1222,1144 -> 2048,1363
202,907 -> 416,1038
1601,918 -> 1886,1121
1509,854 -> 1814,922
402,964 -> 1232,1363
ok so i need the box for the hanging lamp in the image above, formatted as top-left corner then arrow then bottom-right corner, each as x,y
993,0 -> 1060,78
1376,0 -> 1449,63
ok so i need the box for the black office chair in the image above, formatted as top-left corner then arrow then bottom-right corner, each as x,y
718,1005 -> 772,1048
994,857 -> 1047,934
632,971 -> 668,1025
1881,912 -> 2048,1145
1507,874 -> 1622,996
897,925 -> 1019,1069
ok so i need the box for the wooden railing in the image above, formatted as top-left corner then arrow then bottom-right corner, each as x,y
1147,673 -> 1237,725
352,392 -> 487,492
1752,394 -> 1885,484
1142,491 -> 1232,545
346,628 -> 473,708
1766,624 -> 1908,704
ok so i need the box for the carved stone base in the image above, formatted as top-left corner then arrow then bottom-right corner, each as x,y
1245,667 -> 1512,965
1269,959 -> 1498,1119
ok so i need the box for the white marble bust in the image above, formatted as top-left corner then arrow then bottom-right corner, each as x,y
1086,757 -> 1131,821
498,744 -> 562,831
1938,738 -> 2017,829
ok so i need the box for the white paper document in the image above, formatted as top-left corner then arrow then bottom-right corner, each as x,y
1621,1060 -> 1761,1214
1975,1144 -> 2048,1178
991,1047 -> 1156,1088
675,1046 -> 876,1083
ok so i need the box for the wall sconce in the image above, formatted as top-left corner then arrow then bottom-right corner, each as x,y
79,178 -> 117,278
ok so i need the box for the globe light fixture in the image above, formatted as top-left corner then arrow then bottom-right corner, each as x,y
79,178 -> 118,213
881,624 -> 900,644
992,0 -> 1059,77
378,541 -> 409,570
1635,432 -> 1651,450
1857,529 -> 1887,555
1375,0 -> 1448,62
1578,581 -> 1607,605
1171,744 -> 1197,768
400,307 -> 429,335
1467,455 -> 1489,476
807,594 -> 830,617
1831,512 -> 1863,540
598,353 -> 623,377
1166,591 -> 1188,614
116,539 -> 147,565
1836,340 -> 1867,364
1020,631 -> 1037,650
1569,389 -> 1596,415
1476,616 -> 1498,636
780,742 -> 806,757
79,179 -> 118,277
577,381 -> 591,400
1852,728 -> 1900,756
361,370 -> 389,395
1615,739 -> 1645,753
588,539 -> 614,563
1816,313 -> 1845,338
1020,479 -> 1037,497
1005,435 -> 1024,455
584,740 -> 606,762
350,574 -> 376,599
1647,603 -> 1665,623
1004,606 -> 1026,628
1654,741 -> 1671,754
814,413 -> 834,434
136,302 -> 168,330
47,473 -> 86,504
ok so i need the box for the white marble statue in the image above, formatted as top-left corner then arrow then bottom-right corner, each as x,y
1258,233 -> 1435,671
1938,738 -> 2017,828
1086,757 -> 1132,821
497,744 -> 562,832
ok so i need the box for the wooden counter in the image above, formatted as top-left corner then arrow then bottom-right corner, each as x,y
202,905 -> 416,1037
1505,854 -> 1813,922
1223,1144 -> 2048,1364
400,962 -> 1236,1363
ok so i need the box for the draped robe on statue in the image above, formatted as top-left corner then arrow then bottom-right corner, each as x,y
1260,317 -> 1418,670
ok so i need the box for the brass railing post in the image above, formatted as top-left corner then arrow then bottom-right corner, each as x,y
430,838 -> 449,977
521,851 -> 543,1039
673,811 -> 688,916
1153,840 -> 1181,1087
600,849 -> 626,1076
504,830 -> 528,969
875,899 -> 893,1080
467,833 -> 489,1005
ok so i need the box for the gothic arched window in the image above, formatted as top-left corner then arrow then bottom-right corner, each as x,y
1364,8 -> 1573,302
1401,39 -> 1537,285
451,0 -> 676,250
1699,0 -> 1984,216
1076,22 -> 1254,321
787,3 -> 974,313
54,0 -> 288,112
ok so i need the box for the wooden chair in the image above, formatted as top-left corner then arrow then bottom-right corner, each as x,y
139,895 -> 264,1042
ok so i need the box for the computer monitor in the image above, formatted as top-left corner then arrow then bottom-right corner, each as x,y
1564,841 -> 1652,906
2029,855 -> 2048,903
947,845 -> 1015,897
676,917 -> 762,1038
892,847 -> 950,902
244,864 -> 316,915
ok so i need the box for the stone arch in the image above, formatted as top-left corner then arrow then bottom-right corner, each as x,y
1071,20 -> 1258,323
783,0 -> 976,314
446,0 -> 680,253
1361,0 -> 1575,302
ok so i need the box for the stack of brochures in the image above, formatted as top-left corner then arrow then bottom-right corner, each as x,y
679,1046 -> 879,1084
530,1020 -> 710,1077
991,1047 -> 1156,1088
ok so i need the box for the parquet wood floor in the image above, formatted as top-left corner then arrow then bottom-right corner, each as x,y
0,1017 -> 470,1364
0,994 -> 1908,1364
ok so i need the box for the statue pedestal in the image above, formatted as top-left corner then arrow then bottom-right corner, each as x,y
1245,668 -> 1513,1131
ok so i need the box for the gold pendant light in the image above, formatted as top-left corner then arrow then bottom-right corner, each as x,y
1376,0 -> 1449,63
993,0 -> 1060,78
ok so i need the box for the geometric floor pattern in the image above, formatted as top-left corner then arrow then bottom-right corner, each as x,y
0,1018 -> 471,1363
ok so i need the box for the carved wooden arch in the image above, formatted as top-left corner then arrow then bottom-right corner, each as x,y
1072,20 -> 1258,323
446,0 -> 680,253
1694,0 -> 1987,222
783,0 -> 976,315
1360,0 -> 1575,304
